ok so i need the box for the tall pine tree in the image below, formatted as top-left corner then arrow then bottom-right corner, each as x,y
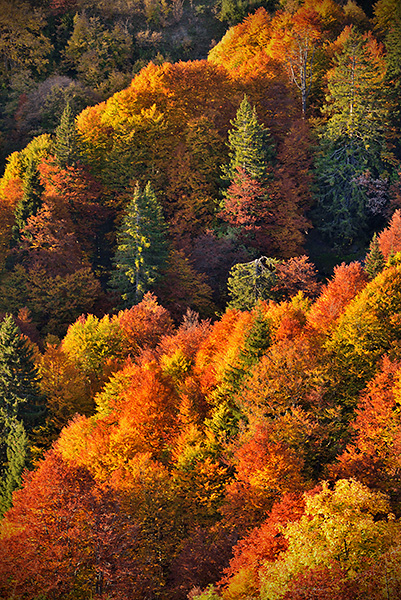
110,182 -> 168,307
364,233 -> 385,279
219,96 -> 276,253
374,0 -> 401,159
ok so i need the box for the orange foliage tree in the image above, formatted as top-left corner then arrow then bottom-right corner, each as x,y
221,422 -> 306,533
307,261 -> 368,334
378,209 -> 401,259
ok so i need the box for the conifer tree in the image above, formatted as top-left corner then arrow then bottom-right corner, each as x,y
110,183 -> 168,307
364,233 -> 385,279
222,95 -> 274,185
219,97 -> 276,254
205,306 -> 271,442
12,161 -> 44,240
374,0 -> 401,155
314,26 -> 393,247
0,315 -> 40,424
0,315 -> 41,515
53,102 -> 79,167
0,417 -> 27,516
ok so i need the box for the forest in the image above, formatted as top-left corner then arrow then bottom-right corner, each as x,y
1,0 -> 401,598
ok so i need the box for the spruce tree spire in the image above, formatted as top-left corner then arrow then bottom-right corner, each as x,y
12,160 -> 44,241
0,315 -> 40,423
53,101 -> 79,167
0,315 -> 41,516
313,26 -> 392,247
222,95 -> 274,184
110,182 -> 168,307
0,417 -> 28,516
365,233 -> 385,279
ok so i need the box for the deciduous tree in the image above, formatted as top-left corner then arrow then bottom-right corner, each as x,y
260,480 -> 399,600
0,449 -> 143,599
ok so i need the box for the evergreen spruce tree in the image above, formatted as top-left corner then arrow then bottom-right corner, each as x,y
222,95 -> 274,185
365,233 -> 385,279
0,315 -> 41,515
219,96 -> 276,254
314,26 -> 394,247
375,0 -> 401,159
0,315 -> 40,424
110,182 -> 169,307
238,305 -> 271,367
0,417 -> 27,516
53,102 -> 79,167
12,160 -> 44,240
206,305 -> 271,442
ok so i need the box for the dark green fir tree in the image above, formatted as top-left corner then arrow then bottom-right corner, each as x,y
205,305 -> 271,442
0,417 -> 27,516
110,182 -> 169,307
0,315 -> 41,515
12,160 -> 44,241
374,0 -> 401,156
314,26 -> 395,247
364,233 -> 385,279
0,314 -> 40,424
53,101 -> 79,167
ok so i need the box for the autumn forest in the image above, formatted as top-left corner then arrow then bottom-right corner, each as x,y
1,0 -> 401,598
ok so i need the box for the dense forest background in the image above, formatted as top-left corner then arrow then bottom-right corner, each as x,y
1,0 -> 401,598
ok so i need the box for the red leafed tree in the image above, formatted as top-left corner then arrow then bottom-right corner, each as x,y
219,167 -> 271,229
155,249 -> 216,321
18,199 -> 88,277
190,231 -> 250,301
168,525 -> 237,599
378,209 -> 401,259
218,167 -> 280,256
38,157 -> 108,258
273,255 -> 321,300
158,309 -> 211,364
49,0 -> 78,15
0,449 -> 144,600
307,261 -> 368,333
266,119 -> 314,257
